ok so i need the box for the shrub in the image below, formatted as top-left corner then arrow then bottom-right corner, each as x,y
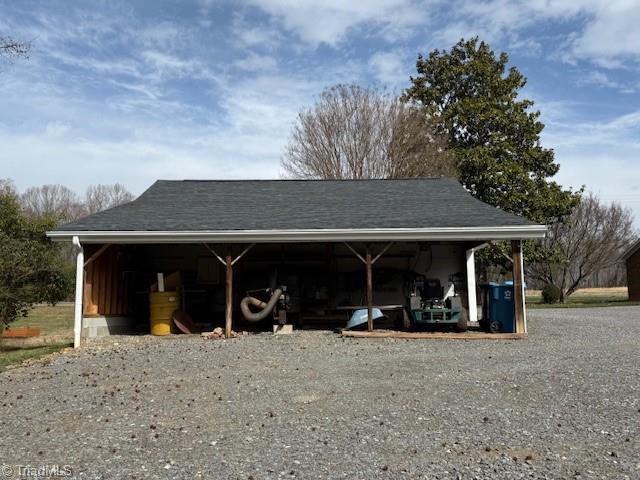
541,284 -> 561,304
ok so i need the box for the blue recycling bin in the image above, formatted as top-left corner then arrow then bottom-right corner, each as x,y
483,283 -> 515,333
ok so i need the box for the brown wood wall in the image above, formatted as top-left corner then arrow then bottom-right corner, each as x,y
84,245 -> 131,316
627,250 -> 640,301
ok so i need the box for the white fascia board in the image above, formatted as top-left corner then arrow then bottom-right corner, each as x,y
47,225 -> 547,244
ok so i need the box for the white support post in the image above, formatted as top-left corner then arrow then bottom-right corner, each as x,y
466,247 -> 478,323
519,245 -> 527,333
72,236 -> 84,349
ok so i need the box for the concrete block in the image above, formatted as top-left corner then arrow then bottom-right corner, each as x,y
273,324 -> 293,335
83,316 -> 135,338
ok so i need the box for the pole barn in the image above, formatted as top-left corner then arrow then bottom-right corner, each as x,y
47,178 -> 546,348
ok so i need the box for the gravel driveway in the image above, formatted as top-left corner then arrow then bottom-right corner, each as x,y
1,307 -> 639,479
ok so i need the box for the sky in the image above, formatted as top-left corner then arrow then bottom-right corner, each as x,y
1,0 -> 639,223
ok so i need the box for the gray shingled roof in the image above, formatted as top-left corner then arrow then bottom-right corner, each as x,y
54,178 -> 537,232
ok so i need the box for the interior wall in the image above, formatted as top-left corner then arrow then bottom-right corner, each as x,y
83,245 -> 132,316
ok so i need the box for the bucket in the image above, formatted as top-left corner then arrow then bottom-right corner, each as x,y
149,291 -> 181,336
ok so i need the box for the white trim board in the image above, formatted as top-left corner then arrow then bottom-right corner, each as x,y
48,225 -> 546,244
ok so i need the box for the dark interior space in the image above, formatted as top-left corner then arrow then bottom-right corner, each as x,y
82,241 -> 470,332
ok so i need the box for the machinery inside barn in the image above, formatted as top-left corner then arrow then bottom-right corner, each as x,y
82,241 -> 482,336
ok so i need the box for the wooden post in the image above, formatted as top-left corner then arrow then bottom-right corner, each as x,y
511,240 -> 525,333
344,242 -> 392,332
366,247 -> 373,332
225,254 -> 233,338
203,243 -> 254,338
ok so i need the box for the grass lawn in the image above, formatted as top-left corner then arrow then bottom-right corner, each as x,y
10,303 -> 74,336
526,287 -> 640,308
0,343 -> 72,373
0,303 -> 74,372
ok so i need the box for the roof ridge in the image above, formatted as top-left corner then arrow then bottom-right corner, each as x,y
156,177 -> 454,183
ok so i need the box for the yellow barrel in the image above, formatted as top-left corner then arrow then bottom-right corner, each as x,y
149,292 -> 181,336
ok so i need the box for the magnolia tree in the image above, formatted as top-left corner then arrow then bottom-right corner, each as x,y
404,38 -> 580,267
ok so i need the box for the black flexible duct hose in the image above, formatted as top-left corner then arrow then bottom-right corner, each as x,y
240,288 -> 283,322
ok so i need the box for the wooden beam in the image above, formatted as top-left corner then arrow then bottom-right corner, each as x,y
231,243 -> 255,266
225,253 -> 233,338
344,242 -> 394,332
366,247 -> 373,332
204,244 -> 253,339
84,243 -> 111,267
344,242 -> 366,264
204,243 -> 254,266
342,330 -> 527,340
371,242 -> 393,264
203,243 -> 226,265
511,240 -> 526,334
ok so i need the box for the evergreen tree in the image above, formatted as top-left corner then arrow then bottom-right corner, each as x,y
405,37 -> 580,228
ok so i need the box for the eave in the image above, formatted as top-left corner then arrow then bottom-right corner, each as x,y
47,225 -> 547,244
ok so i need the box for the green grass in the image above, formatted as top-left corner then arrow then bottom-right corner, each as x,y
0,342 -> 72,373
1,304 -> 74,372
10,303 -> 74,336
527,299 -> 640,309
526,287 -> 639,309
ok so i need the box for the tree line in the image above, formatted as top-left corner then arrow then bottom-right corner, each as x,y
281,37 -> 637,303
2,179 -> 134,224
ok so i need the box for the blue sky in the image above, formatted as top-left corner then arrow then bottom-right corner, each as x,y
1,0 -> 639,223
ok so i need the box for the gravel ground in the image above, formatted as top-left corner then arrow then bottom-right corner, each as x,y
1,307 -> 639,480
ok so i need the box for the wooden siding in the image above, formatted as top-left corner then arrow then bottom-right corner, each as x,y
84,245 -> 131,316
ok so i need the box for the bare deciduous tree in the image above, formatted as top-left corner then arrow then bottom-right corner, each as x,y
85,183 -> 134,215
20,183 -> 135,223
528,194 -> 636,302
0,178 -> 16,196
20,184 -> 86,223
282,84 -> 456,179
0,36 -> 30,62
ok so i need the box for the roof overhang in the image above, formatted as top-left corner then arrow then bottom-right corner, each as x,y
47,225 -> 547,244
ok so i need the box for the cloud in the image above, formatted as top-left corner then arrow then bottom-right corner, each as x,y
44,121 -> 72,137
137,21 -> 187,51
243,0 -> 428,47
539,105 -> 640,224
427,0 -> 640,68
1,0 -> 640,225
0,1 -> 363,195
231,14 -> 285,49
232,51 -> 278,72
368,50 -> 411,87
578,71 -> 620,89
570,1 -> 640,65
575,70 -> 637,93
